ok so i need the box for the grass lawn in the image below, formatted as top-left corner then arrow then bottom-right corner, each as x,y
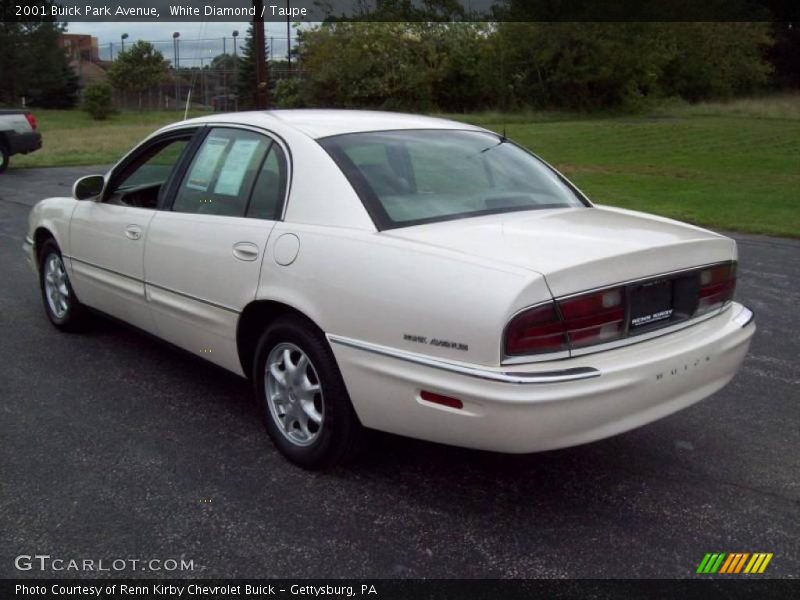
12,109 -> 210,169
12,96 -> 800,237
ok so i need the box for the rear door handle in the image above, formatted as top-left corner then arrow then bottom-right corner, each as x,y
125,225 -> 142,240
232,242 -> 259,261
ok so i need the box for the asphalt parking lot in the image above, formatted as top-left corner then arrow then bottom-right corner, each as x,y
0,166 -> 798,579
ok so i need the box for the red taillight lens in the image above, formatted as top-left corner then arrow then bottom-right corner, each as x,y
25,112 -> 37,130
696,263 -> 736,315
504,302 -> 568,355
505,288 -> 626,356
559,287 -> 626,348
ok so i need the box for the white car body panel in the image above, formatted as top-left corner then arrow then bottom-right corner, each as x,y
26,197 -> 76,259
258,221 -> 553,366
386,205 -> 736,297
330,302 -> 753,452
69,201 -> 157,333
24,109 -> 755,454
144,211 -> 277,375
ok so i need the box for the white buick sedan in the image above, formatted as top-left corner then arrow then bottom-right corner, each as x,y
24,110 -> 755,468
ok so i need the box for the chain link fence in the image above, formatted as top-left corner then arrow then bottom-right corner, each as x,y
67,35 -> 301,111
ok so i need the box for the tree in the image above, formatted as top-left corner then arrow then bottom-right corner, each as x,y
483,22 -> 773,111
293,23 -> 488,111
0,6 -> 79,108
107,41 -> 169,110
661,23 -> 773,101
482,23 -> 675,111
768,22 -> 800,90
235,24 -> 268,109
284,21 -> 776,113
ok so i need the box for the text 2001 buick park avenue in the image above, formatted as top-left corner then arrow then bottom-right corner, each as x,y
23,110 -> 755,468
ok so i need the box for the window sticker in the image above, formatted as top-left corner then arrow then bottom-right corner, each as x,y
185,136 -> 229,191
214,139 -> 262,197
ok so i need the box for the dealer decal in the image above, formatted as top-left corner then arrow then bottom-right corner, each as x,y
631,308 -> 674,327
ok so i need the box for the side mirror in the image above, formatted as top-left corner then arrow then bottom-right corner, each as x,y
73,175 -> 105,201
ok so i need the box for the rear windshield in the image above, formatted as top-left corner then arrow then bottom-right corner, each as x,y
319,129 -> 586,229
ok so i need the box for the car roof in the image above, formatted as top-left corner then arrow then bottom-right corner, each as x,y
181,109 -> 488,140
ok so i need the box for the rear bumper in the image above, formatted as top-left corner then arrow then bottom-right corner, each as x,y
8,131 -> 42,155
329,302 -> 755,453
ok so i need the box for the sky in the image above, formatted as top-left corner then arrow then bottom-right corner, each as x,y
67,22 -> 305,64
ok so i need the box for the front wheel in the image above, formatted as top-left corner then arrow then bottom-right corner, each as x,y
39,240 -> 88,331
254,315 -> 366,469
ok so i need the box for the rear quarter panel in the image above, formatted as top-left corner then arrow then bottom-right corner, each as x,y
256,222 -> 552,366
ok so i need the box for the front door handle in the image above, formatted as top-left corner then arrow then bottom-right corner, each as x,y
232,242 -> 259,261
125,225 -> 142,240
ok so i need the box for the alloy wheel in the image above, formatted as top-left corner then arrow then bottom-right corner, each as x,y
43,253 -> 70,319
265,342 -> 324,447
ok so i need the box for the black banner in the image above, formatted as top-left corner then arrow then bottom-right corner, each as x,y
2,579 -> 799,600
2,0 -> 800,22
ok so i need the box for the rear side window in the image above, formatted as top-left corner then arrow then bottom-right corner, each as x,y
172,128 -> 270,217
247,143 -> 287,220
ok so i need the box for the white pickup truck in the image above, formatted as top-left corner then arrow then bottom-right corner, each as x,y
0,110 -> 42,173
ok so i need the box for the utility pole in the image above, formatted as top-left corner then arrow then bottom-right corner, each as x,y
232,30 -> 239,111
286,0 -> 291,72
173,32 -> 181,110
253,0 -> 268,109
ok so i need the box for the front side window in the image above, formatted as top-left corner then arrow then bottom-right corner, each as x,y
172,128 -> 272,217
106,137 -> 191,208
320,129 -> 586,229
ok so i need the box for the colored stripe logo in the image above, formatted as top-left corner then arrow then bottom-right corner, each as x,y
696,553 -> 773,574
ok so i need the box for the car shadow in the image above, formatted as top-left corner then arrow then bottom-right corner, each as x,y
81,312 -> 694,516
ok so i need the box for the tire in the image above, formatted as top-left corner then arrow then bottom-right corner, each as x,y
0,143 -> 9,173
254,315 -> 366,469
38,239 -> 88,331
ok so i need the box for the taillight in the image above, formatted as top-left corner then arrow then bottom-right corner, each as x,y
504,262 -> 736,357
25,112 -> 37,130
505,288 -> 626,356
696,262 -> 736,315
559,287 -> 626,348
504,302 -> 568,355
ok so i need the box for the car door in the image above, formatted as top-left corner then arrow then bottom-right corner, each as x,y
143,126 -> 289,375
68,129 -> 199,333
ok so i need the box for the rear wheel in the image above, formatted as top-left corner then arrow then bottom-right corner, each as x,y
0,143 -> 9,173
39,240 -> 88,331
254,315 -> 365,469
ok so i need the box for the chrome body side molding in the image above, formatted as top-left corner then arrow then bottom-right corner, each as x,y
327,334 -> 601,385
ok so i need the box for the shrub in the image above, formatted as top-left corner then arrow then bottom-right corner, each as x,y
82,82 -> 115,120
273,78 -> 306,108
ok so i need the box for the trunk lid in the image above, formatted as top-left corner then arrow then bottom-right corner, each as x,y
384,206 -> 735,297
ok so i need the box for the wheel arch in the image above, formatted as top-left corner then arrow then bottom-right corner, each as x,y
33,226 -> 57,262
237,299 -> 325,380
28,197 -> 80,264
